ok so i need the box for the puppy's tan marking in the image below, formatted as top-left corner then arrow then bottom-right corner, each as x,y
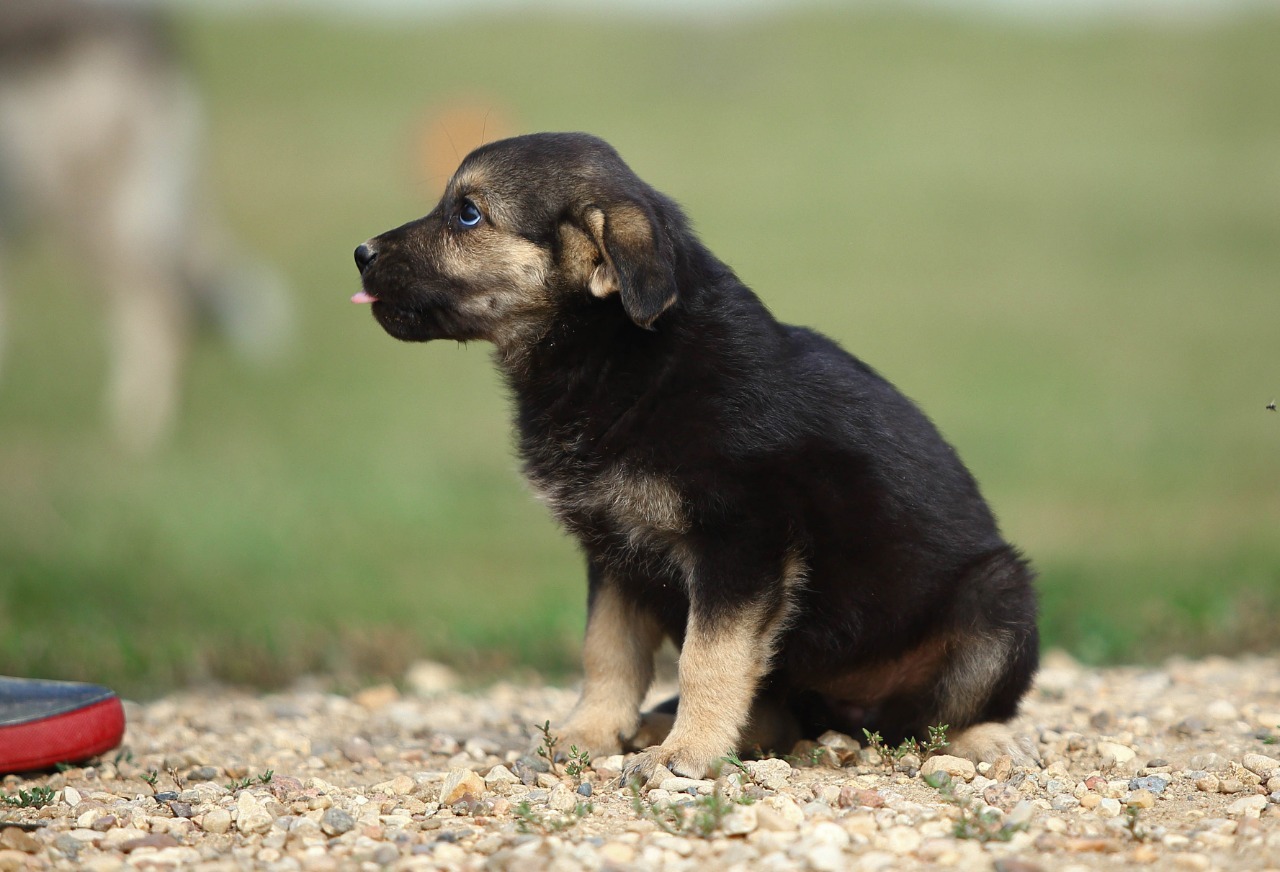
582,207 -> 618,299
937,629 -> 1015,726
628,584 -> 798,779
559,581 -> 663,757
589,466 -> 688,540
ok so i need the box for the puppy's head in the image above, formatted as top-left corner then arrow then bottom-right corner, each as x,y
352,133 -> 682,348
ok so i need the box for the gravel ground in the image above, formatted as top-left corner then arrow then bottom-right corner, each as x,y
2,652 -> 1279,871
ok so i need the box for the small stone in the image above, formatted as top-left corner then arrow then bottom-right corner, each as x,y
0,829 -> 39,853
600,842 -> 634,864
1006,800 -> 1035,828
1097,742 -> 1136,766
921,755 -> 976,783
201,809 -> 231,835
1195,774 -> 1219,792
167,801 -> 193,818
838,786 -> 883,808
371,774 -> 414,796
1097,798 -> 1122,817
119,833 -> 179,853
884,825 -> 921,854
235,791 -> 274,834
404,661 -> 458,695
1205,699 -> 1238,721
755,803 -> 798,832
659,777 -> 713,795
990,754 -> 1014,782
1225,794 -> 1267,817
353,683 -> 399,709
1125,789 -> 1155,809
642,764 -> 675,791
1242,753 -> 1280,780
1129,776 -> 1168,795
319,807 -> 355,836
547,784 -> 577,812
807,843 -> 844,872
186,766 -> 218,782
720,804 -> 757,835
484,765 -> 519,787
1051,794 -> 1080,811
63,787 -> 82,807
439,769 -> 486,805
994,859 -> 1044,872
1079,793 -> 1102,809
53,834 -> 84,856
1217,779 -> 1246,794
816,730 -> 859,753
340,736 -> 375,762
743,758 -> 792,790
1189,753 -> 1227,771
576,782 -> 592,797
1174,718 -> 1206,735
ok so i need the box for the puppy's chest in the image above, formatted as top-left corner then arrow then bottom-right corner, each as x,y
522,450 -> 690,548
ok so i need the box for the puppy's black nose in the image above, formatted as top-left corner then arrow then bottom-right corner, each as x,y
354,243 -> 378,274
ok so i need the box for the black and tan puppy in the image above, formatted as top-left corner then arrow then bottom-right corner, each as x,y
352,133 -> 1038,779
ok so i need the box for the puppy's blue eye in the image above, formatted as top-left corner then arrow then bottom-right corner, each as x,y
457,200 -> 483,228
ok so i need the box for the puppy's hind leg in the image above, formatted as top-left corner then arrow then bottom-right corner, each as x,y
931,553 -> 1040,766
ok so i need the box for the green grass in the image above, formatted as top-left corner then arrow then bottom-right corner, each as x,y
1,9 -> 1277,695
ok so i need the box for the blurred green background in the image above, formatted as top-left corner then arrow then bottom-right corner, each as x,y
1,5 -> 1277,697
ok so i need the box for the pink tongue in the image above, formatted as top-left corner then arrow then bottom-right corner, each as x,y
351,290 -> 378,304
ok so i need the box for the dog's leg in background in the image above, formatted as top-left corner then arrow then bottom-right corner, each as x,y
0,243 -> 7,382
105,267 -> 189,453
558,563 -> 664,759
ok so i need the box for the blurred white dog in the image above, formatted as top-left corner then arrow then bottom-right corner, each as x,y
0,0 -> 292,452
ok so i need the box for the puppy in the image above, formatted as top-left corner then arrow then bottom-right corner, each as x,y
352,133 -> 1038,779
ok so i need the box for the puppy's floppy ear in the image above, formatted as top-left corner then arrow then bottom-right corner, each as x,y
579,202 -> 677,328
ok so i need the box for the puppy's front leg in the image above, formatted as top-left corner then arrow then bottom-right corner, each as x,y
625,595 -> 786,780
558,568 -> 663,759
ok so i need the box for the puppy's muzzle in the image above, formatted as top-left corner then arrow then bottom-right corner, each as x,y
353,243 -> 378,274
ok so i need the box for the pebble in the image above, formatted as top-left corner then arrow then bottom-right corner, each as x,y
202,808 -> 232,834
1206,699 -> 1239,721
720,804 -> 757,835
439,768 -> 486,805
319,807 -> 355,836
743,759 -> 792,790
838,786 -> 884,808
0,830 -> 39,854
547,784 -> 577,812
1242,753 -> 1280,780
1125,789 -> 1156,809
484,764 -> 519,787
1129,775 -> 1168,794
1225,794 -> 1267,817
920,755 -> 976,782
1097,742 -> 1136,766
235,792 -> 274,835
659,777 -> 714,794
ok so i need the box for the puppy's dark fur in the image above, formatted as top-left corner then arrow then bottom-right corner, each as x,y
354,133 -> 1038,778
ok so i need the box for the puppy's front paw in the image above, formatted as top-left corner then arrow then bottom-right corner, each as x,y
945,723 -> 1041,768
622,740 -> 722,783
552,712 -> 634,761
